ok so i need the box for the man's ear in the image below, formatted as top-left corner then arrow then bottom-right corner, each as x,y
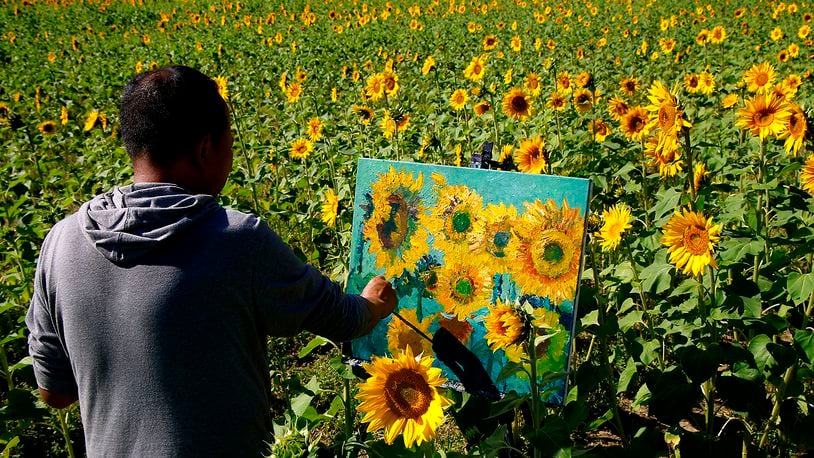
192,134 -> 213,168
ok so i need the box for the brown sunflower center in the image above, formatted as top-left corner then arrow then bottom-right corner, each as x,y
755,73 -> 768,86
683,225 -> 710,255
377,194 -> 409,249
511,95 -> 528,113
658,104 -> 677,130
753,108 -> 775,127
628,114 -> 645,132
384,368 -> 433,419
625,81 -> 636,92
789,113 -> 804,135
472,63 -> 482,75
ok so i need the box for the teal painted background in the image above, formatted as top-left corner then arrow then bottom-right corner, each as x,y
348,158 -> 591,405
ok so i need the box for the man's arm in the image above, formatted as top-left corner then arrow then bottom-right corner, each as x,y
38,387 -> 78,409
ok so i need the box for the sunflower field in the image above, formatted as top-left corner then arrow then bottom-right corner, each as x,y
1,0 -> 813,455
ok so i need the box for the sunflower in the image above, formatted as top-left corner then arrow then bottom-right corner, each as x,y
736,93 -> 791,140
619,106 -> 651,142
779,102 -> 808,156
645,133 -> 684,177
548,91 -> 568,111
387,307 -> 433,357
356,346 -> 453,448
213,75 -> 229,101
589,118 -> 612,142
289,137 -> 313,159
778,49 -> 790,63
463,54 -> 487,82
721,93 -> 739,109
788,43 -> 800,58
473,101 -> 491,116
508,199 -> 583,304
800,25 -> 812,39
425,183 -> 484,256
743,62 -> 776,93
502,87 -> 533,121
524,72 -> 542,97
801,155 -> 814,195
382,71 -> 400,97
693,163 -> 709,191
421,55 -> 436,75
573,89 -> 593,113
365,73 -> 386,101
770,26 -> 784,41
307,117 -> 323,141
437,316 -> 473,344
449,89 -> 468,111
83,110 -> 99,132
510,36 -> 521,52
684,73 -> 702,94
285,82 -> 303,103
556,72 -> 572,94
783,74 -> 802,93
661,209 -> 721,277
362,167 -> 430,278
696,29 -> 710,45
576,71 -> 593,88
484,299 -> 526,351
37,120 -> 56,135
482,34 -> 498,50
515,136 -> 547,173
645,84 -> 691,151
434,262 -> 492,319
619,76 -> 639,97
595,204 -> 632,251
381,111 -> 396,138
395,113 -> 410,132
321,188 -> 339,227
353,105 -> 375,125
698,72 -> 715,95
469,202 -> 518,271
607,96 -> 629,121
710,25 -> 726,43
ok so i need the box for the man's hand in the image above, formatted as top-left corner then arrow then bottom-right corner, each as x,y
360,275 -> 397,335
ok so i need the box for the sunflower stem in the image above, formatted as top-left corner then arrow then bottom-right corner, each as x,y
527,328 -> 542,455
230,101 -> 261,215
589,242 -> 628,443
56,409 -> 76,458
682,126 -> 696,205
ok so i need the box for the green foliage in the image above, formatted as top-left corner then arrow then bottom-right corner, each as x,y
1,0 -> 813,456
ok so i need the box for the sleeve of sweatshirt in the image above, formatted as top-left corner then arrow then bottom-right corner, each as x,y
252,220 -> 372,341
25,229 -> 78,396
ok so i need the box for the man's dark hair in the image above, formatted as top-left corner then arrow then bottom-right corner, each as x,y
120,65 -> 229,165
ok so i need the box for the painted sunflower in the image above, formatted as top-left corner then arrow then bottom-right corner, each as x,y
469,202 -> 519,272
425,183 -> 484,256
437,315 -> 474,344
362,167 -> 430,278
387,307 -> 433,357
508,199 -> 584,305
434,262 -> 492,320
356,347 -> 453,448
660,209 -> 721,277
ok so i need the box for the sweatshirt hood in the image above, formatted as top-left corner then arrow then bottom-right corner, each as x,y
78,183 -> 220,263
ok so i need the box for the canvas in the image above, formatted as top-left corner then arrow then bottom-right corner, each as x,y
347,158 -> 592,405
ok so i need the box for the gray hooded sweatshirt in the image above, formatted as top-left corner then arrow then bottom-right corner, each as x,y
26,183 -> 371,457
